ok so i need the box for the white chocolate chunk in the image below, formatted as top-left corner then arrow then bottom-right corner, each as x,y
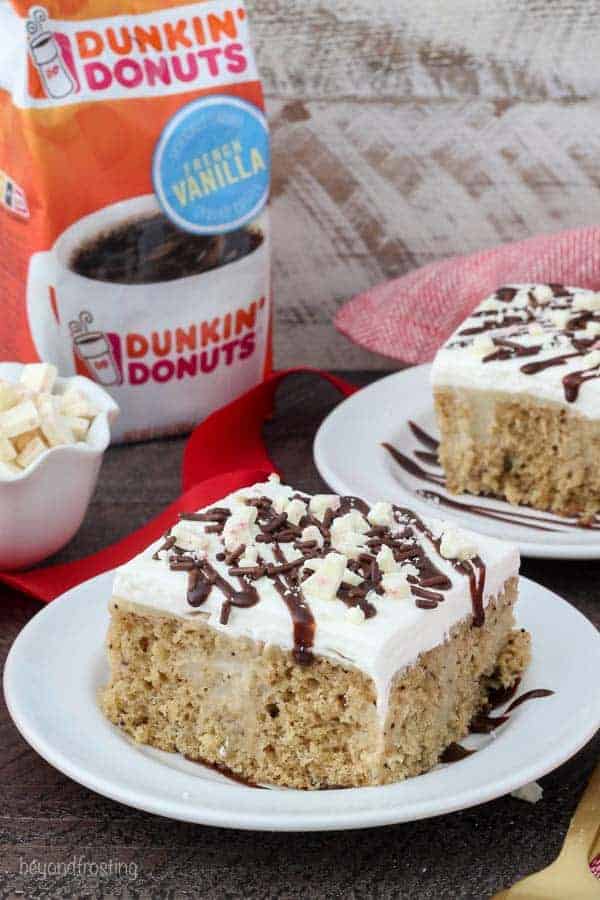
238,546 -> 259,568
381,572 -> 411,600
0,436 -> 16,461
400,562 -> 420,579
331,534 -> 366,559
511,781 -> 543,804
376,545 -> 397,573
367,501 -> 394,527
13,428 -> 40,452
66,416 -> 90,440
171,522 -> 212,556
301,552 -> 346,603
0,372 -> 98,472
528,322 -> 544,335
285,498 -> 306,526
16,435 -> 47,469
19,362 -> 57,394
301,524 -> 324,547
0,381 -> 21,412
511,288 -> 531,308
308,494 -> 340,520
479,297 -> 503,312
330,529 -> 367,559
549,309 -> 571,330
330,511 -> 369,558
0,398 -> 39,439
59,387 -> 96,419
222,505 -> 258,551
37,396 -> 74,447
440,526 -> 476,561
585,320 -> 600,338
573,291 -> 600,311
272,494 -> 287,515
345,606 -> 365,625
342,568 -> 363,586
333,510 -> 369,535
532,285 -> 553,304
470,334 -> 495,358
580,350 -> 600,369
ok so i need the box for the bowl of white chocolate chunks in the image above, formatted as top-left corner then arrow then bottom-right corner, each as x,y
0,362 -> 119,569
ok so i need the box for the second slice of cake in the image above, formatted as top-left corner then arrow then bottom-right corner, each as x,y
101,476 -> 528,788
431,283 -> 600,518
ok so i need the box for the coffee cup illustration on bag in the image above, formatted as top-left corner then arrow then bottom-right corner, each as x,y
69,312 -> 122,387
26,194 -> 270,442
26,6 -> 78,100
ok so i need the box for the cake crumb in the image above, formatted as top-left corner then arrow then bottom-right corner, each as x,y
511,781 -> 543,804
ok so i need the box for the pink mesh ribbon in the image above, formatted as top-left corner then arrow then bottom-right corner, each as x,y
335,227 -> 600,363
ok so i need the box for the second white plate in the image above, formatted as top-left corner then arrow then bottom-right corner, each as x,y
314,365 -> 600,559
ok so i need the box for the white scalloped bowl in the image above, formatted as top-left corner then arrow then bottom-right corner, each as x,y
0,362 -> 119,570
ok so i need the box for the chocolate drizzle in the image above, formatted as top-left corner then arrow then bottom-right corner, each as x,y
152,534 -> 176,560
382,442 -> 444,486
270,543 -> 315,665
414,450 -> 439,466
167,518 -> 261,625
457,555 -> 486,627
450,283 -> 600,403
504,687 -> 554,712
185,756 -> 267,789
483,336 -> 542,363
396,505 -> 486,624
384,421 -> 600,531
519,348 -> 582,376
460,312 -> 535,337
468,684 -> 554,735
408,421 -> 439,451
563,365 -> 600,402
417,489 -> 562,533
440,742 -> 475,762
155,475 -> 507,667
441,681 -> 554,764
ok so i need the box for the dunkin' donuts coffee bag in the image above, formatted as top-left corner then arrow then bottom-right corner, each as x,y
0,0 -> 271,441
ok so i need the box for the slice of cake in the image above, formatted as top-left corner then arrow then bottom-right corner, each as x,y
101,476 -> 529,789
431,283 -> 600,519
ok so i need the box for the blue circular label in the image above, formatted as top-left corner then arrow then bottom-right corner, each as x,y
152,96 -> 270,235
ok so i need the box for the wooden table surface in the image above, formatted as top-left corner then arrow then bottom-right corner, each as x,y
1,372 -> 599,899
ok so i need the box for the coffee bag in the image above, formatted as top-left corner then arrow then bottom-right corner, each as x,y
0,0 -> 271,441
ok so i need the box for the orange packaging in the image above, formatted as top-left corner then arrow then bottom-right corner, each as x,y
0,0 -> 271,441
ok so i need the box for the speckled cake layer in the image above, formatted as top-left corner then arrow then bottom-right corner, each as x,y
100,477 -> 529,788
431,283 -> 600,517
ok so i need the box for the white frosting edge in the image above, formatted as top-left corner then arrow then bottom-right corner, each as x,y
111,480 -> 520,722
431,284 -> 600,418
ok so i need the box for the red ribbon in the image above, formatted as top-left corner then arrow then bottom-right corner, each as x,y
0,368 -> 358,603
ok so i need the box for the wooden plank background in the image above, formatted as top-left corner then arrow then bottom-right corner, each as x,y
247,0 -> 600,367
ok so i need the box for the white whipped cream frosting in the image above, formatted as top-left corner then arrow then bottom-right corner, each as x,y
112,478 -> 519,719
431,284 -> 600,418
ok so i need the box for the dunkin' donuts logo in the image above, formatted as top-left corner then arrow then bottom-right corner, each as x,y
70,298 -> 265,387
23,0 -> 256,107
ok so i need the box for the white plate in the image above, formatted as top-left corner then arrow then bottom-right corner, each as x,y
314,365 -> 600,559
4,571 -> 600,831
